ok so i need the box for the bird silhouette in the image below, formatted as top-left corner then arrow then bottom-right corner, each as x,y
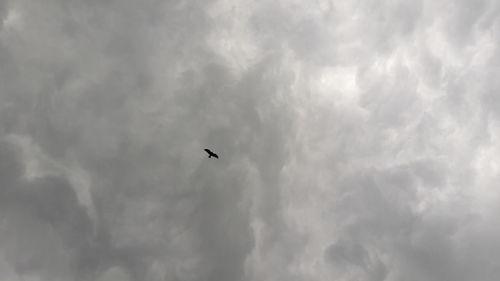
204,149 -> 219,159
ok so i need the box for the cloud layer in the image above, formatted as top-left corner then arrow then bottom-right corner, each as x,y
1,0 -> 500,280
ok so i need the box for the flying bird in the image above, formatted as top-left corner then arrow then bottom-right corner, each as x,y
204,149 -> 219,159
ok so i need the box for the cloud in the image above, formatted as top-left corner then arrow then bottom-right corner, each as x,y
1,0 -> 500,281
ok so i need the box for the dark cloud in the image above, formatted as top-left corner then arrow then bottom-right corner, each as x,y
1,0 -> 500,281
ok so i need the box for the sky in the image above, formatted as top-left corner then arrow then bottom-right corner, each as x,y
1,0 -> 500,280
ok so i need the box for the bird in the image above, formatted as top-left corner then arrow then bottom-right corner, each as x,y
204,148 -> 219,159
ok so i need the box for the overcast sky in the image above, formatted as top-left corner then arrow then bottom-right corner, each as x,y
1,0 -> 500,280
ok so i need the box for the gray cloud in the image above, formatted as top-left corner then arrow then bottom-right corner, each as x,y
1,0 -> 500,281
